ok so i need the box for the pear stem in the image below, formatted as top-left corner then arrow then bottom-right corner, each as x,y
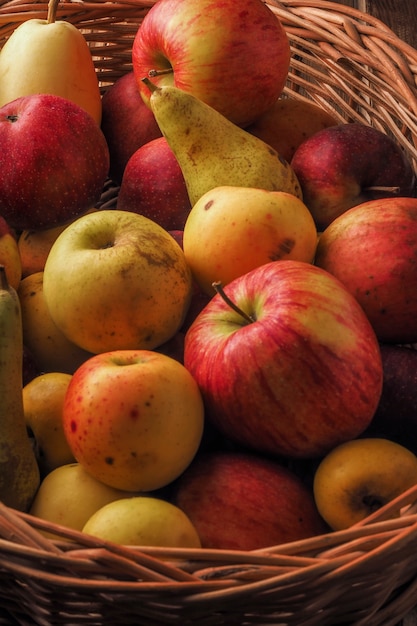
212,281 -> 255,324
141,77 -> 159,93
47,0 -> 59,24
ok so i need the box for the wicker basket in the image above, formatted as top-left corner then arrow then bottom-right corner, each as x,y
1,0 -> 417,624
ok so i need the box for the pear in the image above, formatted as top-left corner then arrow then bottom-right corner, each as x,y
142,78 -> 302,206
0,266 -> 40,512
0,0 -> 102,124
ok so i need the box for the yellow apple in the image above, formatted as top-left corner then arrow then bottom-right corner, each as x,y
313,437 -> 417,530
182,186 -> 318,295
0,0 -> 102,124
82,496 -> 201,548
18,271 -> 93,374
42,209 -> 193,354
0,216 -> 22,290
246,97 -> 341,163
62,350 -> 204,492
23,372 -> 75,476
29,463 -> 139,539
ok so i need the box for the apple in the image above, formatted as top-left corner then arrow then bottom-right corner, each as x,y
184,260 -> 383,459
23,372 -> 75,476
100,71 -> 162,184
182,186 -> 318,295
314,196 -> 417,344
0,94 -> 109,231
117,137 -> 191,231
62,349 -> 205,492
132,0 -> 291,127
172,450 -> 328,550
0,215 -> 21,289
246,97 -> 341,163
313,438 -> 417,530
361,344 -> 417,454
18,271 -> 94,375
18,207 -> 97,277
82,496 -> 202,548
29,463 -> 140,539
42,209 -> 193,354
291,122 -> 416,230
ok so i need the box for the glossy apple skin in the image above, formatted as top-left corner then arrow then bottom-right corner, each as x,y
291,123 -> 416,230
117,137 -> 191,231
62,350 -> 205,492
101,72 -> 162,184
184,260 -> 383,459
173,450 -> 328,550
361,344 -> 417,454
315,197 -> 417,343
0,94 -> 109,231
132,0 -> 290,127
246,98 -> 340,162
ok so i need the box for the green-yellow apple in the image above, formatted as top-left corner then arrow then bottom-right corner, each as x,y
101,71 -> 162,184
184,260 -> 383,459
183,186 -> 318,295
18,272 -> 93,375
62,349 -> 205,492
0,215 -> 21,290
132,0 -> 290,127
291,122 -> 416,230
313,438 -> 417,530
82,496 -> 202,548
42,209 -> 193,354
246,98 -> 341,163
314,197 -> 417,343
29,462 -> 139,539
173,450 -> 327,550
0,94 -> 109,231
23,372 -> 75,476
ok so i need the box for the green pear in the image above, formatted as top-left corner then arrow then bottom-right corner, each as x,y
0,266 -> 39,512
142,78 -> 302,206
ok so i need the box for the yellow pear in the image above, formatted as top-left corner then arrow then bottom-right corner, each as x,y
0,0 -> 102,124
0,266 -> 40,511
142,78 -> 302,207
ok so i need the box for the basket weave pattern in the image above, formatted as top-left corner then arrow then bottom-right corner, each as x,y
0,1 -> 417,624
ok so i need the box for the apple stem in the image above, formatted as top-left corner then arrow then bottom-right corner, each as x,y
365,185 -> 401,194
212,281 -> 256,324
47,0 -> 59,24
148,68 -> 174,77
141,77 -> 159,93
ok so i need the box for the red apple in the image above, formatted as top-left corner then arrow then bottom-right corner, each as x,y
0,94 -> 110,231
117,137 -> 191,231
314,196 -> 417,343
173,450 -> 328,550
132,0 -> 290,127
361,344 -> 417,454
100,72 -> 162,184
291,122 -> 416,230
184,260 -> 383,459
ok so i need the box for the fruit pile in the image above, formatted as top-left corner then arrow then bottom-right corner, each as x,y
1,0 -> 417,552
